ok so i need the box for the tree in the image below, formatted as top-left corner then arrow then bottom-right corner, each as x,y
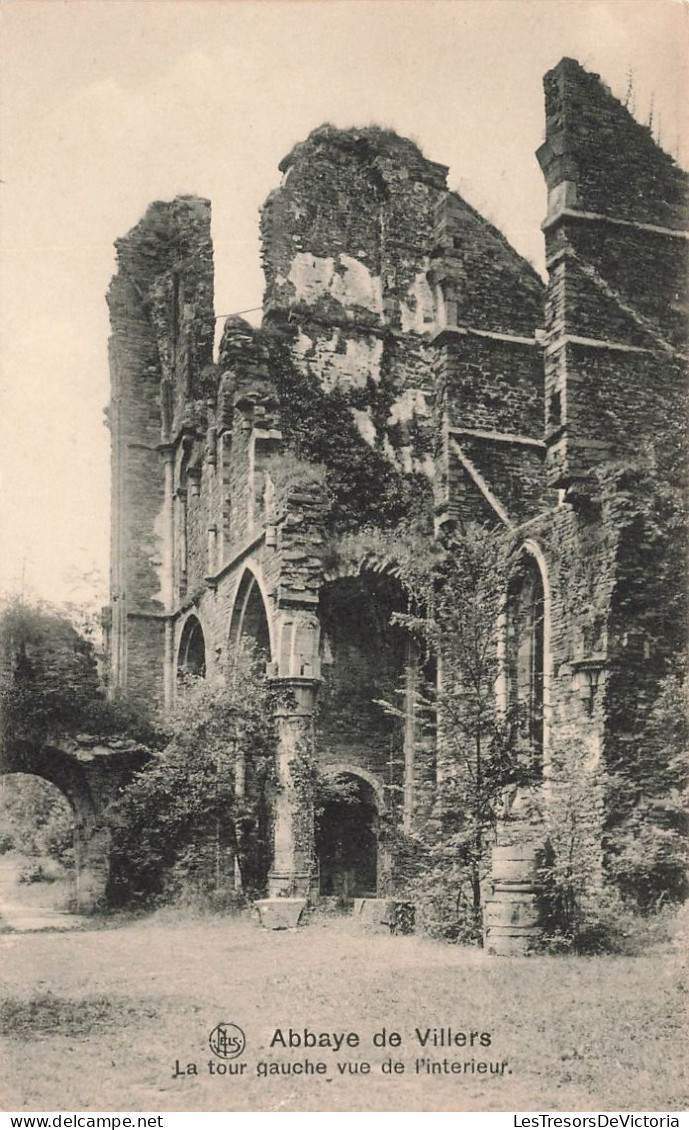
0,595 -> 154,748
106,647 -> 279,908
387,522 -> 536,941
0,598 -> 101,745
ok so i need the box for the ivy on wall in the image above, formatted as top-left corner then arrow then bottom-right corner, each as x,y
264,326 -> 433,534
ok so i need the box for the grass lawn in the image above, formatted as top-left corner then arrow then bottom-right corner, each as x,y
0,909 -> 685,1113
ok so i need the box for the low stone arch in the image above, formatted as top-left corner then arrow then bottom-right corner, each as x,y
176,612 -> 207,681
228,565 -> 274,662
0,742 -> 107,912
320,762 -> 386,811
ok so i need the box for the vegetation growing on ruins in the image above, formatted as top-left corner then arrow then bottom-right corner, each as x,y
0,598 -> 159,750
580,459 -> 686,912
0,599 -> 101,746
107,648 -> 279,908
265,328 -> 434,534
349,522 -> 536,941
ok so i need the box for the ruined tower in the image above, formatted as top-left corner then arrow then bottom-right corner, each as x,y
104,60 -> 687,918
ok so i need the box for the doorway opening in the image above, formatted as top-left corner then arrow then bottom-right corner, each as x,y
315,773 -> 379,898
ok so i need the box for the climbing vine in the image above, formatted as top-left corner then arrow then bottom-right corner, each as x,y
264,326 -> 433,534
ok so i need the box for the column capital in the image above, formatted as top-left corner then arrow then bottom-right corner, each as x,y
272,675 -> 320,717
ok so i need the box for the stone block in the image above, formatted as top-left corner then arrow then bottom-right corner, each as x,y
353,898 -> 415,934
254,898 -> 307,930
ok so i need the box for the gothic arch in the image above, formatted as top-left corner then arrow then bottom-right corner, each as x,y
177,613 -> 207,680
320,763 -> 386,811
228,566 -> 273,661
504,540 -> 551,770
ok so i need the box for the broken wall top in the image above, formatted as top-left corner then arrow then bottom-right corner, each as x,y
538,57 -> 688,231
107,195 -> 216,435
261,122 -> 544,334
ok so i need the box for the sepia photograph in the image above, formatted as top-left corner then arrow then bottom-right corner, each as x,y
0,0 -> 687,1116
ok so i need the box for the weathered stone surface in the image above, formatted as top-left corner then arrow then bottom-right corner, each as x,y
254,898 -> 307,930
102,60 -> 686,915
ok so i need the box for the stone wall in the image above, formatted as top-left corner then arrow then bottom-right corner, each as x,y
260,127 -> 447,524
106,198 -> 215,708
521,58 -> 688,897
103,58 -> 686,908
537,57 -> 688,488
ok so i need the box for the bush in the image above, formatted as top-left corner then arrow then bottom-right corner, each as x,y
605,673 -> 689,910
107,649 -> 279,909
0,600 -> 100,744
539,888 -> 681,957
403,843 -> 485,944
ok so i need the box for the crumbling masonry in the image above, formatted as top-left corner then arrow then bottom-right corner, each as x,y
105,59 -> 688,927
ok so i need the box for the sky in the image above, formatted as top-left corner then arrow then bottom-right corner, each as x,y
0,0 -> 686,612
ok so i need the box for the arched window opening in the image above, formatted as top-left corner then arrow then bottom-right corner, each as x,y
229,572 -> 271,662
507,555 -> 544,769
177,615 -> 206,680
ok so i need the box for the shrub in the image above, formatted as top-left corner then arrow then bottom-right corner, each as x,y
107,648 -> 279,908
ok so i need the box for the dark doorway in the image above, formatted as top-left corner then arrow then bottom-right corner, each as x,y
316,774 -> 378,898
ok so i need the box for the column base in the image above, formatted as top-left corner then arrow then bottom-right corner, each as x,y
255,898 -> 307,930
268,868 -> 314,898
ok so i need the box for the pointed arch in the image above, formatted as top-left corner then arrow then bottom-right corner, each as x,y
505,540 -> 551,771
228,567 -> 273,661
320,763 -> 386,811
177,614 -> 206,680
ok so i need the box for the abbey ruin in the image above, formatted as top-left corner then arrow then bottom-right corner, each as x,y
103,58 -> 688,938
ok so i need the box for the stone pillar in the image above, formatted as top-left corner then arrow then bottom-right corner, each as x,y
74,824 -> 110,913
268,676 -> 318,898
161,447 -> 176,711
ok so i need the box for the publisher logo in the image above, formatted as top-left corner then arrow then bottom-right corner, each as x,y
209,1022 -> 246,1060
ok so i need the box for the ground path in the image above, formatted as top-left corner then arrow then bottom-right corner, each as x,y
0,856 -> 85,932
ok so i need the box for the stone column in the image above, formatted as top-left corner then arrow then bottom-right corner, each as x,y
268,676 -> 318,899
74,823 -> 110,913
161,445 -> 176,711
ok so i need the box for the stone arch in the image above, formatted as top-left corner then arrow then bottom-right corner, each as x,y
177,613 -> 207,680
0,742 -> 108,912
504,541 -> 551,770
321,763 -> 386,810
228,566 -> 273,661
322,553 -> 402,586
315,768 -> 382,898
